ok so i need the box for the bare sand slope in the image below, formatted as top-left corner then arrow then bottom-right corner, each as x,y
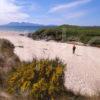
0,35 -> 100,96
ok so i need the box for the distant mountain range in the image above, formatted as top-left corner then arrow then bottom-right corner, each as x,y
0,22 -> 56,27
0,22 -> 56,32
1,22 -> 99,28
0,22 -> 44,27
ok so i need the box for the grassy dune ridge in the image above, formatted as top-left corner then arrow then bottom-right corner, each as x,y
31,25 -> 100,47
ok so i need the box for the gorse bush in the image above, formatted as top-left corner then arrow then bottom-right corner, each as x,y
7,58 -> 66,100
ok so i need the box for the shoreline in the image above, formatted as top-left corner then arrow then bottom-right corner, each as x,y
0,31 -> 28,36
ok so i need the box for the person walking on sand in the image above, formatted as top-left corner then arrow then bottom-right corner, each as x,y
73,44 -> 76,54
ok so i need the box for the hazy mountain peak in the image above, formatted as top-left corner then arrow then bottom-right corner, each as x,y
3,22 -> 44,26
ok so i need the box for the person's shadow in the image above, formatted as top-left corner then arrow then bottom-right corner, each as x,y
75,54 -> 82,56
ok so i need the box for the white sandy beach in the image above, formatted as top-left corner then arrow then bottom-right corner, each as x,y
0,32 -> 100,96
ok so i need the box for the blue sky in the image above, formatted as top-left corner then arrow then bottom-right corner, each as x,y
0,0 -> 100,25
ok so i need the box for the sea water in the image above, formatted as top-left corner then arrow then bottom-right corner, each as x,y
0,26 -> 42,33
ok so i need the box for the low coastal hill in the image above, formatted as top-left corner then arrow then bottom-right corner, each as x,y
31,25 -> 100,47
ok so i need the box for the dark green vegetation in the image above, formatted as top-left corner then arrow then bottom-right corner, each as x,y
31,25 -> 100,47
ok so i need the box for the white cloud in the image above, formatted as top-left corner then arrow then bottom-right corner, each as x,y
31,12 -> 85,25
49,0 -> 92,13
0,0 -> 29,25
65,12 -> 86,19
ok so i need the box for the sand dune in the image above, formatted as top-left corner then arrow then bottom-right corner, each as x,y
0,34 -> 100,96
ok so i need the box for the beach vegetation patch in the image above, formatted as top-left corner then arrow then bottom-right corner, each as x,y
7,58 -> 66,100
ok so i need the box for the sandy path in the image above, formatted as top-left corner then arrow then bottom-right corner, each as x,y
0,35 -> 100,96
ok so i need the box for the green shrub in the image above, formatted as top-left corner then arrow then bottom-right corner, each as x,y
32,25 -> 100,46
7,58 -> 65,100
